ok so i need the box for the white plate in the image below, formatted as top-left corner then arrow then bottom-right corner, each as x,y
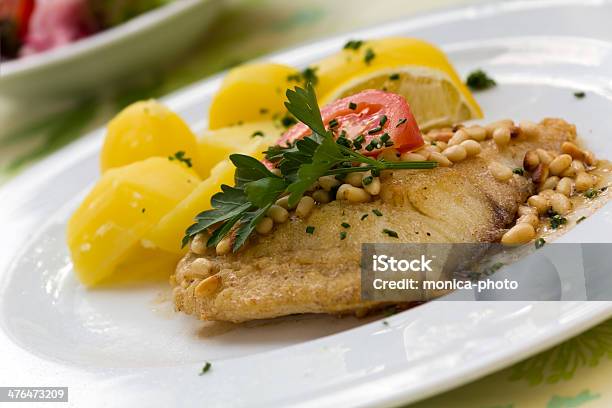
2,1 -> 612,407
0,0 -> 221,99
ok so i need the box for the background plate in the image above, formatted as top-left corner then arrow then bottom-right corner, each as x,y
2,1 -> 612,407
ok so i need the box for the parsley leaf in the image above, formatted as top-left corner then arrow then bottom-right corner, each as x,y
466,69 -> 496,91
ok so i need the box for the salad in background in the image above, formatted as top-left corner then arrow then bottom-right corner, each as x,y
0,0 -> 172,60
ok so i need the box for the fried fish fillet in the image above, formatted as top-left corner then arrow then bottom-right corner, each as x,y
172,118 -> 576,322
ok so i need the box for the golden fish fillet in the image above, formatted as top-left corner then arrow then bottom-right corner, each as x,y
172,118 -> 576,322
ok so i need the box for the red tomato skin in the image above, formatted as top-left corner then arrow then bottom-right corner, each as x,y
277,89 -> 424,156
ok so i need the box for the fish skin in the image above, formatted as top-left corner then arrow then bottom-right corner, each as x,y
172,118 -> 576,322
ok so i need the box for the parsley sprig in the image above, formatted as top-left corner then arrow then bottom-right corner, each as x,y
182,83 -> 437,252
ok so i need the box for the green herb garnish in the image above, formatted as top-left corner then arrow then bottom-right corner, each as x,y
343,39 -> 363,50
306,226 -> 315,234
288,66 -> 319,87
199,362 -> 212,375
396,118 -> 407,128
383,228 -> 399,238
372,209 -> 383,217
577,216 -> 587,224
466,69 -> 496,91
341,222 -> 350,229
512,167 -> 525,176
584,188 -> 599,199
361,213 -> 369,221
535,238 -> 546,249
389,73 -> 400,80
550,214 -> 567,229
574,91 -> 586,99
251,130 -> 264,138
339,231 -> 347,240
364,48 -> 376,65
168,151 -> 193,168
182,84 -> 436,251
348,102 -> 357,110
362,175 -> 373,185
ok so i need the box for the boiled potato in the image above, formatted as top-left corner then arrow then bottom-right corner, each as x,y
208,63 -> 299,129
197,121 -> 283,177
147,133 -> 278,254
67,157 -> 200,287
100,100 -> 208,176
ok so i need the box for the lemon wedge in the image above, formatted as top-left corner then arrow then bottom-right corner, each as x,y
209,63 -> 299,129
315,38 -> 482,130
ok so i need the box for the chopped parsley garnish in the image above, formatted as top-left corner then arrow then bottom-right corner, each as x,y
389,73 -> 400,80
535,238 -> 546,249
287,66 -> 319,86
348,102 -> 357,110
361,213 -> 369,221
382,228 -> 399,238
574,91 -> 586,98
364,48 -> 376,65
305,226 -> 315,234
368,126 -> 382,135
182,84 -> 436,251
343,39 -> 363,50
577,216 -> 587,224
251,130 -> 264,138
584,188 -> 599,199
466,69 -> 496,91
396,118 -> 407,128
362,175 -> 373,185
141,208 -> 146,213
168,151 -> 192,168
379,115 -> 388,127
512,167 -> 525,176
199,362 -> 212,375
382,320 -> 389,326
372,209 -> 383,217
339,231 -> 347,240
550,214 -> 567,229
259,108 -> 269,114
328,118 -> 339,129
341,222 -> 351,229
280,114 -> 297,128
430,140 -> 437,146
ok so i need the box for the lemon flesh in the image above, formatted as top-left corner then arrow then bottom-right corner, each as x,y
315,37 -> 482,129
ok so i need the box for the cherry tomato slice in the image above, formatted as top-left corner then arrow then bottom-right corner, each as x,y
278,89 -> 424,156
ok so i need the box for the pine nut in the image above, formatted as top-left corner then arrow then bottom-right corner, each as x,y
346,171 -> 365,187
275,195 -> 296,210
555,177 -> 573,197
429,130 -> 453,142
536,148 -> 554,165
583,151 -> 597,166
518,205 -> 537,217
312,190 -> 331,204
549,154 -> 572,176
429,151 -> 452,167
460,139 -> 482,156
523,150 -> 540,172
267,204 -> 289,223
195,275 -> 221,297
501,223 -> 536,245
538,189 -> 555,199
560,142 -> 585,161
190,233 -> 208,255
489,162 -> 513,181
443,144 -> 467,162
318,175 -> 341,191
528,195 -> 549,214
400,152 -> 427,161
436,141 -> 448,151
532,164 -> 549,185
464,125 -> 487,141
575,172 -> 594,192
270,168 -> 282,176
255,216 -> 274,234
295,196 -> 315,218
424,145 -> 442,154
448,129 -> 469,145
550,192 -> 571,215
188,257 -> 214,278
336,184 -> 371,203
519,120 -> 540,138
539,176 -> 559,192
493,127 -> 511,147
377,148 -> 400,162
215,237 -> 231,255
517,213 -> 539,228
486,119 -> 514,136
571,160 -> 586,173
363,176 -> 381,195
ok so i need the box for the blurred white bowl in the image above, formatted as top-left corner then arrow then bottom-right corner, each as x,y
0,0 -> 221,99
